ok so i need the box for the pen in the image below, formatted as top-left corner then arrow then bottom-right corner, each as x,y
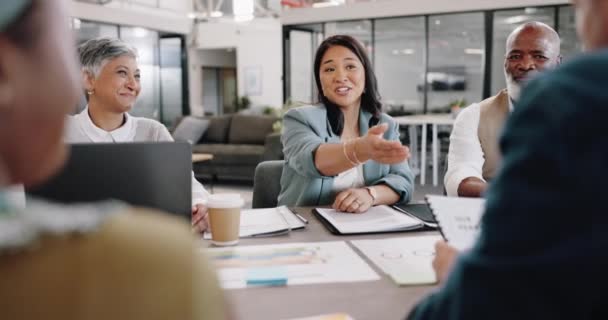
295,213 -> 308,224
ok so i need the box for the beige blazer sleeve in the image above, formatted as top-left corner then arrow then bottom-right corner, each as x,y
0,209 -> 227,320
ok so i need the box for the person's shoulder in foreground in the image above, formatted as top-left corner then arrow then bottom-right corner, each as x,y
0,204 -> 227,320
407,51 -> 606,320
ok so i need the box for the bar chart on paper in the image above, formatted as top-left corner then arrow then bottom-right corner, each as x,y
204,241 -> 380,289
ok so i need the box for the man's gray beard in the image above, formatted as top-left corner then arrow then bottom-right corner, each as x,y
504,69 -> 521,102
506,79 -> 521,102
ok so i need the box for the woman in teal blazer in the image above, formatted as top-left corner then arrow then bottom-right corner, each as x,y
278,35 -> 415,211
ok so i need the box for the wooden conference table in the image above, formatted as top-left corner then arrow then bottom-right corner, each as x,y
203,207 -> 439,320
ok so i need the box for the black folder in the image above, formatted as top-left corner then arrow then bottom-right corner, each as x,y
313,205 -> 433,236
392,202 -> 438,228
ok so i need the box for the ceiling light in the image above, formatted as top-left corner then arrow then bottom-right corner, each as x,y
503,15 -> 529,25
464,48 -> 484,55
312,0 -> 344,8
233,0 -> 254,18
72,18 -> 81,30
133,27 -> 148,38
401,49 -> 415,55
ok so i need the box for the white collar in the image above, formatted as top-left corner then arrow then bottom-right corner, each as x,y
508,98 -> 514,113
76,106 -> 135,142
0,192 -> 124,253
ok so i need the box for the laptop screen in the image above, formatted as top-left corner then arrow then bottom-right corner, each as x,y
26,142 -> 192,219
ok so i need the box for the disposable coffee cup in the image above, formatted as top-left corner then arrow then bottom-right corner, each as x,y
207,194 -> 244,246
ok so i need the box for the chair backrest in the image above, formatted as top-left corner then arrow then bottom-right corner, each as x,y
252,160 -> 284,208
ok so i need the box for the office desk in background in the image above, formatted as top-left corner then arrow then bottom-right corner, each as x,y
201,207 -> 438,320
192,153 -> 215,192
393,114 -> 454,186
192,153 -> 213,163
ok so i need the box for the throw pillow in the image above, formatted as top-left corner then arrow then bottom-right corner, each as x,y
172,116 -> 209,144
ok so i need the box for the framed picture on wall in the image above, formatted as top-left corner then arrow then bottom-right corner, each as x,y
244,66 -> 262,96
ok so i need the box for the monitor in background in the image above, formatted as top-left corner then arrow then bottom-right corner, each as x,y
26,142 -> 192,219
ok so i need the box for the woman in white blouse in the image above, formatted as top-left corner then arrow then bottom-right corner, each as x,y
65,37 -> 209,233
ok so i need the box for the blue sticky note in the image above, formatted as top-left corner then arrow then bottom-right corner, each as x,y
246,267 -> 288,287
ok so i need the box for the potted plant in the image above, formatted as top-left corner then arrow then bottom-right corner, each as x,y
271,99 -> 305,133
449,98 -> 467,118
234,96 -> 251,113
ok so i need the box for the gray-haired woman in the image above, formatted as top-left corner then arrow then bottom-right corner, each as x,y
65,37 -> 210,233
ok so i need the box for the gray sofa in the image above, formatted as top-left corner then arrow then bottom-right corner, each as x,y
175,114 -> 283,182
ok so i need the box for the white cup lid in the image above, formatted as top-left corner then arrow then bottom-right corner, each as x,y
207,193 -> 244,209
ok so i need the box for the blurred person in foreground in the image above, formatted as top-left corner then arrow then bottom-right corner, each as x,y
408,0 -> 604,319
0,1 -> 227,319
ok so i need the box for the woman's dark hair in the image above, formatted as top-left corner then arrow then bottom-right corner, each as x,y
313,34 -> 381,135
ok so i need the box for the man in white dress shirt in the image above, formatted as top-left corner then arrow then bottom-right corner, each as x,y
444,22 -> 562,197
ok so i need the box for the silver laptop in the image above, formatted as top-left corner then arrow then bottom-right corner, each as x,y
27,142 -> 192,219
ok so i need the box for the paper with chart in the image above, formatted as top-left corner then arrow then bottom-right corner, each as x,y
351,235 -> 441,285
315,205 -> 424,234
204,206 -> 306,239
204,241 -> 380,289
426,195 -> 485,250
285,314 -> 354,320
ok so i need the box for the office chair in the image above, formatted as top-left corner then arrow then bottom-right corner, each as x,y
252,160 -> 284,208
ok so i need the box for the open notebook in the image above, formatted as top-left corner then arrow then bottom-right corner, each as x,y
204,206 -> 306,239
314,205 -> 425,235
426,195 -> 485,250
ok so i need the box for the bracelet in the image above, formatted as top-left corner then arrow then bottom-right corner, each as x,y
343,141 -> 359,166
350,138 -> 363,164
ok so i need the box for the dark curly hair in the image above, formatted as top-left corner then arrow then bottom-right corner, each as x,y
313,34 -> 381,135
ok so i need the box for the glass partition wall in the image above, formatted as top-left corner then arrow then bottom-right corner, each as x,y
284,4 -> 581,114
427,12 -> 484,113
374,16 -> 425,115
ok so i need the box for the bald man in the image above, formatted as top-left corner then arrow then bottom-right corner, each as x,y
444,22 -> 561,197
408,1 -> 604,319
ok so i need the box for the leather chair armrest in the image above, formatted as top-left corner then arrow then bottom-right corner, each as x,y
262,132 -> 283,161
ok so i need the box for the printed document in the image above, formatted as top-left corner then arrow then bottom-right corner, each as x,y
351,235 -> 441,285
203,241 -> 380,289
426,195 -> 485,250
204,206 -> 306,239
315,205 -> 424,234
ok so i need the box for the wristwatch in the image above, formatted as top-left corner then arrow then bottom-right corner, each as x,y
365,186 -> 377,205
